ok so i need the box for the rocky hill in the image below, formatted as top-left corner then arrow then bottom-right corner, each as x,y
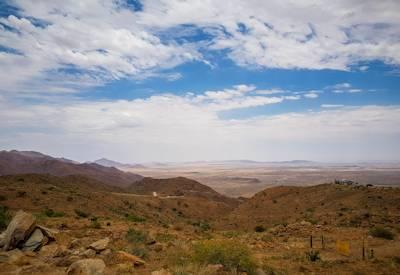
0,150 -> 142,187
222,183 -> 400,230
128,177 -> 238,206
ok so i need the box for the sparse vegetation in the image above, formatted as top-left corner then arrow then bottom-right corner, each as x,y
74,209 -> 90,218
306,250 -> 320,262
192,239 -> 257,274
131,247 -> 148,259
126,228 -> 148,244
254,225 -> 266,232
43,208 -> 65,217
369,227 -> 395,240
192,221 -> 211,232
125,213 -> 146,222
85,216 -> 101,228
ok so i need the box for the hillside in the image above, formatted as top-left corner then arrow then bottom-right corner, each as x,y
128,177 -> 238,206
1,174 -> 400,274
222,183 -> 400,230
0,150 -> 142,187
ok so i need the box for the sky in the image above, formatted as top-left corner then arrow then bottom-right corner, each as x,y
0,0 -> 400,163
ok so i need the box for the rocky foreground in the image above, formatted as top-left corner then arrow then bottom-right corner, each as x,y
1,174 -> 400,274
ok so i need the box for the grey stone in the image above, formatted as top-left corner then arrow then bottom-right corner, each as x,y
1,210 -> 36,251
23,228 -> 44,252
88,237 -> 109,252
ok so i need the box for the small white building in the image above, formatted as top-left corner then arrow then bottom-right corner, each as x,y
152,192 -> 158,197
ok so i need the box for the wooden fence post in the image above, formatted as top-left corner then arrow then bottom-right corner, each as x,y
362,238 -> 365,260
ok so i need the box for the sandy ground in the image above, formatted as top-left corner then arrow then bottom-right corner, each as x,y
125,162 -> 400,197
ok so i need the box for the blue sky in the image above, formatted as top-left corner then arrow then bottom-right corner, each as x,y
0,0 -> 400,162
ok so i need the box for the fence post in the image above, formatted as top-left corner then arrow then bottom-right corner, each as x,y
310,235 -> 313,248
321,235 -> 325,249
362,238 -> 365,260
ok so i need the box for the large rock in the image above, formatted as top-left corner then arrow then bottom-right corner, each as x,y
1,210 -> 36,251
88,237 -> 109,252
116,251 -> 146,266
0,232 -> 5,247
23,228 -> 45,251
36,225 -> 58,241
67,258 -> 106,275
81,248 -> 96,258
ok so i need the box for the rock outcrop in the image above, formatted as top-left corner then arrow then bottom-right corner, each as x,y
0,210 -> 58,252
1,210 -> 36,251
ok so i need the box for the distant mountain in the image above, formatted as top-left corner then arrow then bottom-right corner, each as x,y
0,150 -> 142,187
92,158 -> 145,169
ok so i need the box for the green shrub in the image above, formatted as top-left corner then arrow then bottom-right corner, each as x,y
126,228 -> 148,244
43,208 -> 65,218
89,217 -> 101,229
131,247 -> 148,259
192,221 -> 211,231
125,213 -> 146,222
155,233 -> 175,243
193,239 -> 257,274
254,225 -> 266,232
0,205 -> 11,230
74,209 -> 90,218
305,250 -> 320,262
369,227 -> 395,240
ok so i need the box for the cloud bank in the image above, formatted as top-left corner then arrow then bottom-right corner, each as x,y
1,85 -> 399,162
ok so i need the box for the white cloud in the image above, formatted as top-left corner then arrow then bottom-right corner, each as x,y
304,93 -> 319,99
140,0 -> 400,70
1,1 -> 400,94
1,85 -> 399,162
321,104 -> 345,108
329,83 -> 363,93
0,1 -> 201,93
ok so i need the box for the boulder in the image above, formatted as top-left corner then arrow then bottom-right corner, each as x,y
1,210 -> 36,251
38,243 -> 61,258
116,250 -> 146,266
55,255 -> 80,267
67,258 -> 106,275
81,248 -> 96,258
88,237 -> 109,252
0,232 -> 5,247
100,248 -> 111,256
23,228 -> 45,251
69,239 -> 83,249
36,225 -> 58,241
